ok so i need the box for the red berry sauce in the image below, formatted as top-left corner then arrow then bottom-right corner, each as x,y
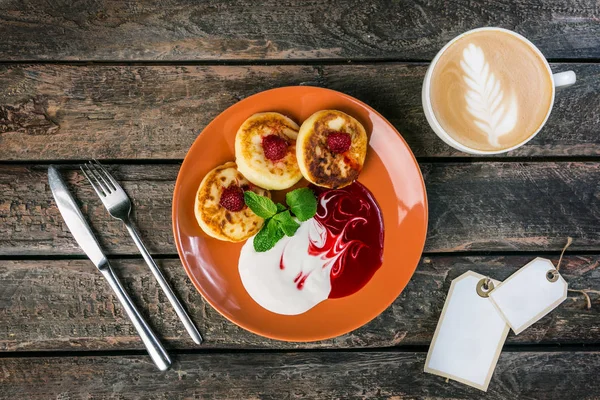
309,182 -> 384,298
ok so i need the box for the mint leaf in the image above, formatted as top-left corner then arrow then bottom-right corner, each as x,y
286,187 -> 317,222
276,203 -> 287,213
273,211 -> 300,237
244,191 -> 277,219
253,218 -> 284,252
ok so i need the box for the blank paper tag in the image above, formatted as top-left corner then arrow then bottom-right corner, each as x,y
425,271 -> 509,391
489,257 -> 568,334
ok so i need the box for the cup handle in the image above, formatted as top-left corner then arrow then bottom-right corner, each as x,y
553,71 -> 576,88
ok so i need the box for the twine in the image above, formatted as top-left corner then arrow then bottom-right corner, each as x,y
568,289 -> 600,309
555,237 -> 572,272
555,237 -> 600,309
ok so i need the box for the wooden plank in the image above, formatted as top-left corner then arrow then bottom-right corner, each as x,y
0,255 -> 598,351
0,63 -> 598,160
1,351 -> 599,398
1,0 -> 599,61
421,161 -> 600,252
1,163 -> 598,256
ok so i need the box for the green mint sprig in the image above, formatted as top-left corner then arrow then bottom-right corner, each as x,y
244,187 -> 317,252
286,188 -> 318,222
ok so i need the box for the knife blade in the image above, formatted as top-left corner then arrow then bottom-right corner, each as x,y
48,166 -> 171,371
48,166 -> 107,268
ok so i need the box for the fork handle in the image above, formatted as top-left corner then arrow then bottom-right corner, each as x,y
124,220 -> 203,345
100,265 -> 171,371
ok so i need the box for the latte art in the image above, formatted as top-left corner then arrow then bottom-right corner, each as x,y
429,29 -> 553,151
461,44 -> 518,147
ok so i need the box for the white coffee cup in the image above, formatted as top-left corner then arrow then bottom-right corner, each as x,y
422,27 -> 576,155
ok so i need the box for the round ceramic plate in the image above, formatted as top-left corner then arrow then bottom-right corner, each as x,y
173,86 -> 428,342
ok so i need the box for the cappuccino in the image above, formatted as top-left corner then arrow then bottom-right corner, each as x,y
429,29 -> 553,151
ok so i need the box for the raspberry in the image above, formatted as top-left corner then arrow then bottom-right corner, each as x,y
219,185 -> 245,212
326,131 -> 351,154
262,134 -> 288,161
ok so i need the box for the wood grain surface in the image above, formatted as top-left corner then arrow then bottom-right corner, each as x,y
2,1 -> 600,398
1,351 -> 599,399
1,0 -> 599,61
0,64 -> 597,160
0,255 -> 598,351
1,162 -> 598,256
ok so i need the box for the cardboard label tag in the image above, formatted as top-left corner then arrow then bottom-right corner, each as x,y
489,257 -> 568,334
424,271 -> 509,391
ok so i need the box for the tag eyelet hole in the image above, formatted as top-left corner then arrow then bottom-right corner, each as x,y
546,270 -> 559,282
476,278 -> 494,298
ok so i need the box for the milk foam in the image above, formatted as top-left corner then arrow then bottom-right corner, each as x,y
460,43 -> 518,147
430,30 -> 553,151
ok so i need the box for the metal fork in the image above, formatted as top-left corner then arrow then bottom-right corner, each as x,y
81,160 -> 203,344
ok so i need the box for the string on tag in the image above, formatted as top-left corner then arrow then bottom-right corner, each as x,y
549,237 -> 600,309
568,289 -> 600,309
555,237 -> 572,272
546,237 -> 572,282
567,258 -> 600,310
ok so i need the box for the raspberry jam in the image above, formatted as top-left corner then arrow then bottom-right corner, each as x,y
310,182 -> 384,298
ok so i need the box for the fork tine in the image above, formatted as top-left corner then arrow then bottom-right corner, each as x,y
85,162 -> 111,195
87,161 -> 114,193
93,159 -> 120,191
81,165 -> 107,198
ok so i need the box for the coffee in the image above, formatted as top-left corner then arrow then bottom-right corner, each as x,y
429,29 -> 553,151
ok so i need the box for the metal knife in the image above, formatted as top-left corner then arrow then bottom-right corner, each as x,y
48,166 -> 171,371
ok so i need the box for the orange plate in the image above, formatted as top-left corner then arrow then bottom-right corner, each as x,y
172,86 -> 428,342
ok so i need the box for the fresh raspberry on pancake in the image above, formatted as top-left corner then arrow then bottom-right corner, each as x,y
219,185 -> 245,212
262,134 -> 288,161
326,131 -> 352,154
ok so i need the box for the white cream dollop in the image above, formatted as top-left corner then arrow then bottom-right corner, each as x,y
238,218 -> 333,315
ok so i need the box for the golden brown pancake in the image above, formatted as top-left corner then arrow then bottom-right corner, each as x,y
235,112 -> 302,190
296,110 -> 368,189
195,162 -> 270,242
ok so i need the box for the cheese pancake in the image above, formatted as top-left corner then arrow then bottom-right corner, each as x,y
195,162 -> 270,242
296,110 -> 367,189
235,112 -> 302,190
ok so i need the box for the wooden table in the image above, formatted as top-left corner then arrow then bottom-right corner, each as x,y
1,1 -> 599,398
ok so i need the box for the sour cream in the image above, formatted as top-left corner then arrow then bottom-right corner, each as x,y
238,219 -> 332,315
238,182 -> 385,316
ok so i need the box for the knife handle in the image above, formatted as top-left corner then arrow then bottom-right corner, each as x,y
100,265 -> 172,371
